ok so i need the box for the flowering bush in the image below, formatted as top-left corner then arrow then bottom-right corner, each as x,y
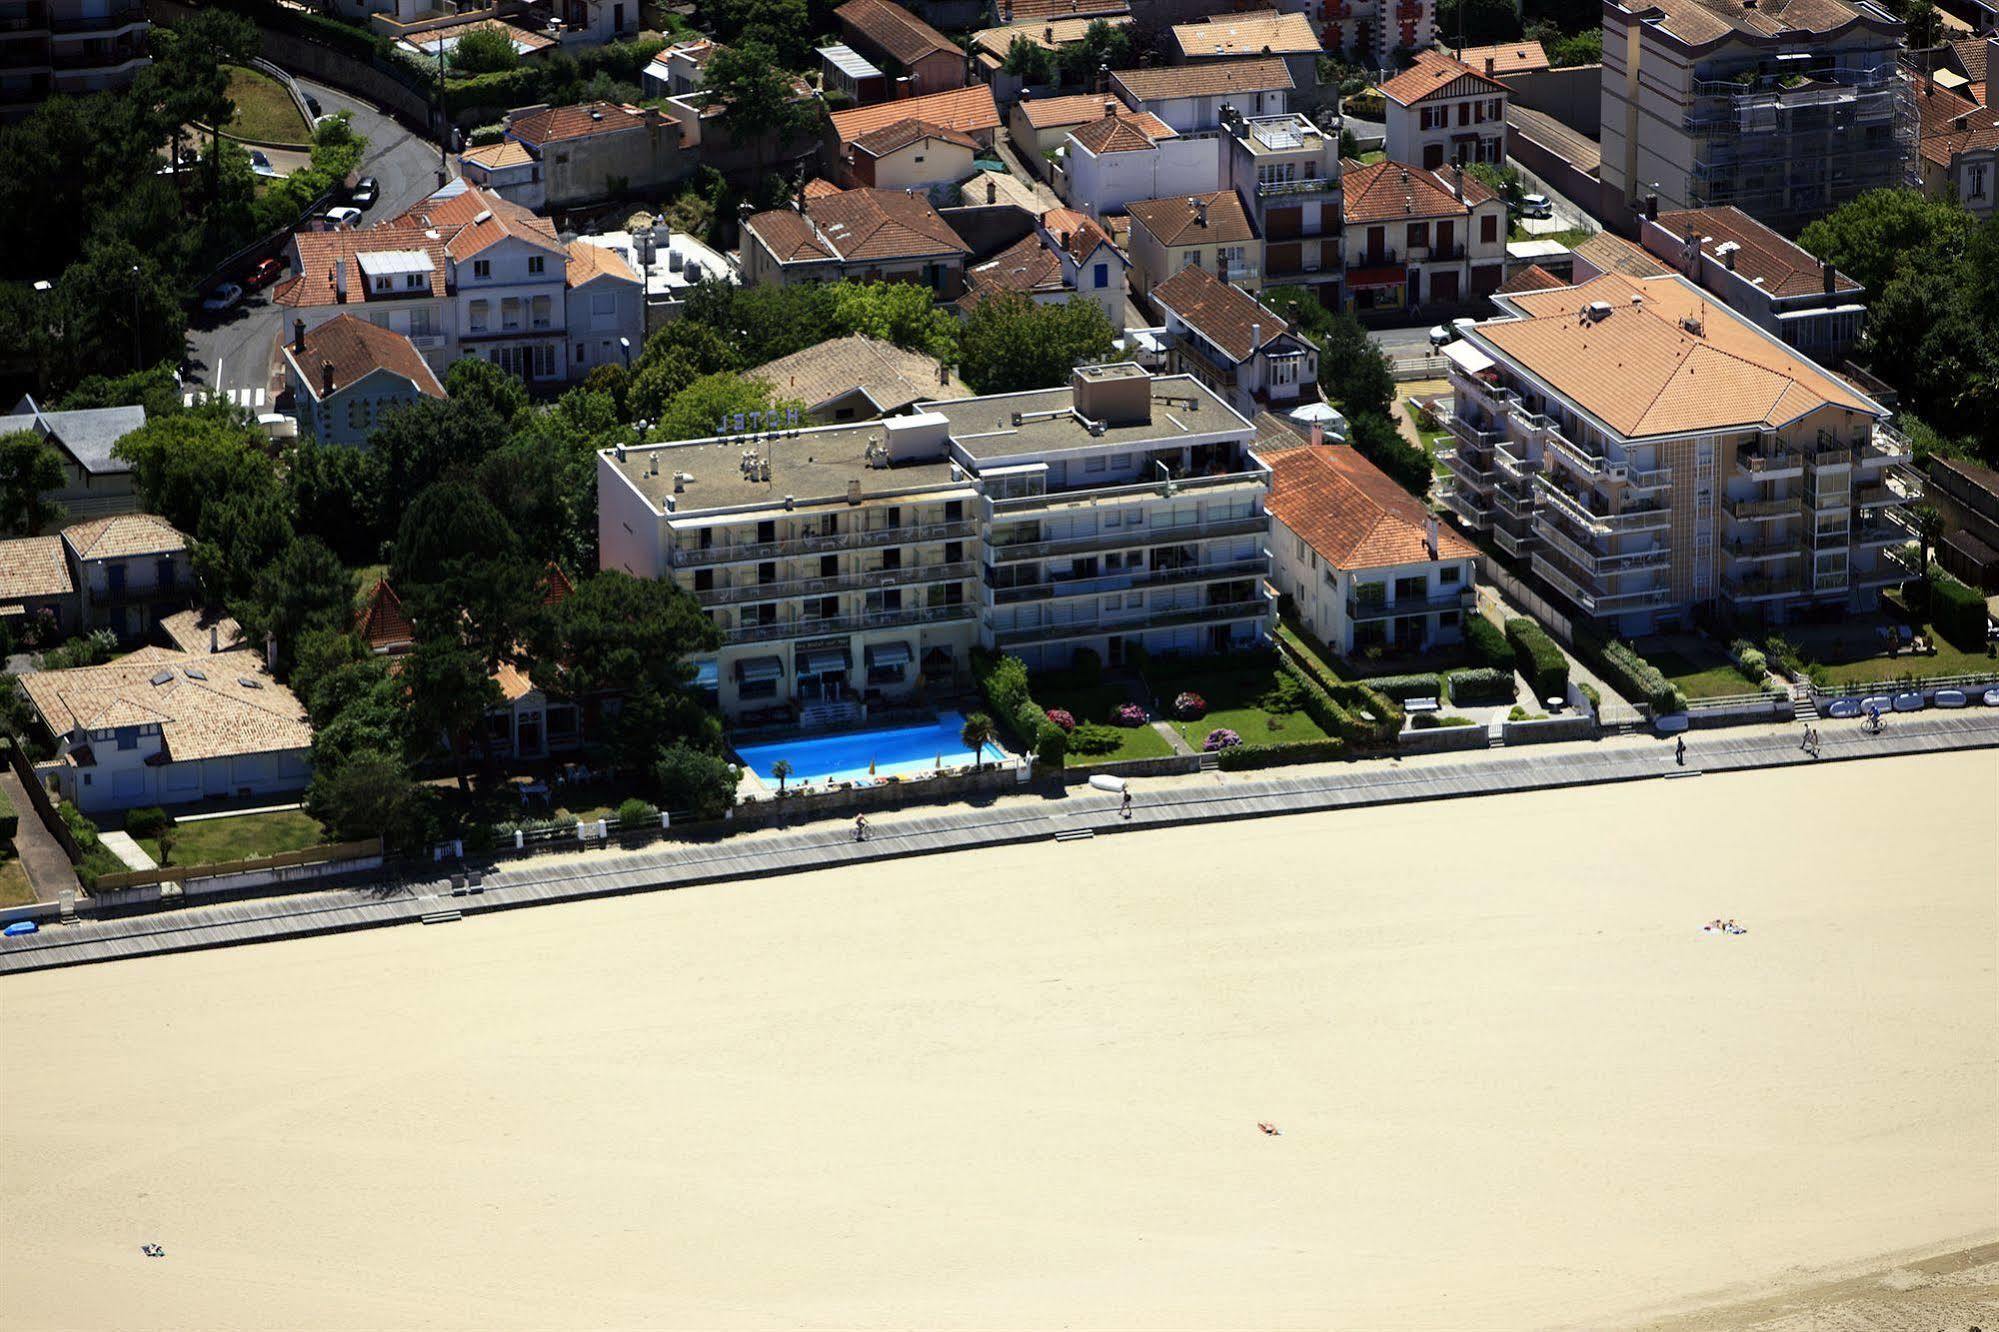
1203,727 -> 1243,752
1173,691 -> 1206,720
1045,708 -> 1076,732
1112,702 -> 1147,727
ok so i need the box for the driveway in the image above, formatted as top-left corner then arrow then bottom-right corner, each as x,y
0,770 -> 78,904
181,73 -> 450,407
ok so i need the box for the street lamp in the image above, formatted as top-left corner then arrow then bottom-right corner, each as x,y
619,335 -> 631,369
130,264 -> 141,372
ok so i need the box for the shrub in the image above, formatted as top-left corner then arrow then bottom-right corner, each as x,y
1592,637 -> 1687,714
1257,670 -> 1309,714
1464,613 -> 1513,672
1111,702 -> 1147,727
1578,682 -> 1602,711
1445,666 -> 1514,705
1363,672 -> 1445,702
125,806 -> 171,840
1067,722 -> 1123,756
1035,723 -> 1068,768
1173,691 -> 1206,720
41,628 -> 118,671
1045,707 -> 1076,732
653,744 -> 739,822
1215,738 -> 1346,770
1202,727 -> 1243,751
1928,567 -> 1989,650
1412,713 -> 1477,728
1734,647 -> 1768,682
1505,617 -> 1569,699
614,797 -> 658,828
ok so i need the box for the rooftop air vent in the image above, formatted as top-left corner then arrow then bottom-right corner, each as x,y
473,209 -> 493,225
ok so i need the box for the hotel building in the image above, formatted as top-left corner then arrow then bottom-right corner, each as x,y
1438,270 -> 1920,634
598,365 -> 1272,719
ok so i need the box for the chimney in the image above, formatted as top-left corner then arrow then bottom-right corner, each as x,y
986,176 -> 997,204
333,256 -> 347,300
937,361 -> 951,385
1724,246 -> 1737,271
1249,321 -> 1261,356
1485,56 -> 1495,76
1309,420 -> 1324,446
1103,97 -> 1116,116
1194,196 -> 1209,226
1452,163 -> 1464,200
1044,24 -> 1053,40
265,633 -> 277,672
320,361 -> 336,397
1645,192 -> 1660,220
209,624 -> 218,654
1425,515 -> 1440,559
1821,258 -> 1836,296
292,319 -> 306,354
847,478 -> 861,504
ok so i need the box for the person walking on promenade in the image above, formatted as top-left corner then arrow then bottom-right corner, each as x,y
1120,789 -> 1132,821
1675,736 -> 1686,766
854,813 -> 868,843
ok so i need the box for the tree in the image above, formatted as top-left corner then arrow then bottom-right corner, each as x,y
445,355 -> 531,424
703,40 -> 816,172
770,758 -> 794,795
960,712 -> 997,771
827,281 -> 959,362
1348,411 -> 1431,498
1314,311 -> 1396,420
958,293 -> 1119,395
289,438 -> 390,565
55,363 -> 184,419
309,749 -> 426,848
54,238 -> 187,381
391,481 -> 540,675
1468,162 -> 1524,214
1546,28 -> 1602,66
403,632 -> 501,791
368,394 -> 512,522
1797,188 -> 1974,298
531,570 -> 721,705
649,371 -> 801,443
653,742 -> 739,821
1003,34 -> 1053,85
1909,502 -> 1945,594
450,25 -> 520,73
113,403 -> 277,536
1436,0 -> 1519,44
0,430 -> 66,535
1057,19 -> 1131,83
239,537 -> 354,679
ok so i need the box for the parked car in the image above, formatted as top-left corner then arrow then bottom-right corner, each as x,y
323,205 -> 363,228
351,176 -> 378,210
201,282 -> 243,312
304,92 -> 322,118
1519,193 -> 1553,219
1428,324 -> 1453,349
246,257 -> 284,288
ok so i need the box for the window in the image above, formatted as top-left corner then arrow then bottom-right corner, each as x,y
116,728 -> 137,751
1093,262 -> 1109,289
409,309 -> 436,337
1183,250 -> 1202,269
1084,455 -> 1106,473
590,290 -> 615,318
1970,163 -> 1990,200
530,295 -> 552,329
405,273 -> 425,290
528,255 -> 545,274
473,259 -> 491,278
576,342 -> 586,361
1480,213 -> 1499,244
1439,565 -> 1462,585
372,276 -> 393,293
501,297 -> 521,330
1407,222 -> 1428,249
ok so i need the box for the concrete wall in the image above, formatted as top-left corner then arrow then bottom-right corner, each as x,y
1500,65 -> 1601,136
538,120 -> 693,208
1066,135 -> 1225,216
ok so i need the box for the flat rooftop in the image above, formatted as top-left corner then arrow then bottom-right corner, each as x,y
613,423 -> 969,512
920,373 -> 1245,461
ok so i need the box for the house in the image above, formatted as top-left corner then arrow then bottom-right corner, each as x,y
158,607 -> 246,657
572,225 -> 738,325
1169,11 -> 1325,108
988,0 -> 1129,21
1258,434 -> 1479,655
1038,206 -> 1128,326
456,140 -> 543,208
751,334 -> 972,422
1057,106 -> 1224,216
1451,40 -> 1549,76
1914,75 -> 1997,219
819,43 -> 889,105
554,0 -> 639,44
844,118 -> 980,192
835,0 -> 968,97
281,315 -> 447,448
563,241 -> 645,378
1381,49 -> 1509,169
1438,271 -> 1920,633
1010,94 -> 1129,173
598,363 -> 1271,712
391,16 -> 555,63
1340,160 -> 1507,311
969,16 -> 1136,103
739,189 -> 973,295
496,102 -> 690,209
1151,265 -> 1319,417
1110,59 -> 1294,133
1223,107 -> 1343,305
643,37 -> 722,98
828,86 -> 1003,158
1321,0 -> 1438,70
1598,0 -> 1914,232
1125,190 -> 1262,297
0,535 -> 75,638
1639,205 -> 1867,360
0,396 -> 145,521
21,646 -> 312,814
957,231 -> 1074,312
63,513 -> 191,642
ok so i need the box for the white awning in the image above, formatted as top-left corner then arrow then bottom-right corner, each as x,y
800,648 -> 849,675
865,641 -> 912,668
355,249 -> 436,279
819,43 -> 883,80
1443,338 -> 1495,375
735,656 -> 783,683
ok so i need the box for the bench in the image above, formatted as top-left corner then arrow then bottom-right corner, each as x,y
1405,696 -> 1441,714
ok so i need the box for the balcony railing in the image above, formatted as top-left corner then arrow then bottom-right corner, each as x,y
1441,488 -> 1490,529
48,4 -> 143,31
1738,445 -> 1801,475
1722,494 -> 1796,523
1721,573 -> 1802,601
1724,537 -> 1802,561
1493,440 -> 1540,484
1257,177 -> 1339,199
1491,484 -> 1535,520
1534,476 -> 1671,534
1533,519 -> 1669,575
1439,447 -> 1494,490
987,469 -> 1265,517
696,561 -> 976,607
991,556 -> 1270,604
1447,412 -> 1503,450
1492,524 -> 1534,557
992,598 -> 1268,648
988,514 -> 1266,563
1853,483 -> 1911,508
1346,588 -> 1476,621
725,602 -> 976,645
673,520 -> 978,567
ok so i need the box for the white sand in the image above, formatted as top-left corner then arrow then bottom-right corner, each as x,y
2,752 -> 1995,1331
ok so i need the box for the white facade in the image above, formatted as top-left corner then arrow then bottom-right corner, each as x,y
1061,133 -> 1224,216
1384,84 -> 1507,170
1270,532 -> 1475,656
1112,76 -> 1292,132
456,231 -> 572,382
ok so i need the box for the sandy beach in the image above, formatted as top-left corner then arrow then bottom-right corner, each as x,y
2,751 -> 1994,1331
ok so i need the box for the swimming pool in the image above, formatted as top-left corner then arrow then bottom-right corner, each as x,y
732,711 -> 1008,785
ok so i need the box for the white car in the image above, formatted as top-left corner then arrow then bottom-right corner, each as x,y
1428,324 -> 1453,349
1519,193 -> 1553,219
200,283 -> 243,312
323,205 -> 363,228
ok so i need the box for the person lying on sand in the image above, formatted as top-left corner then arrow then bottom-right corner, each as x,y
1258,1122 -> 1280,1136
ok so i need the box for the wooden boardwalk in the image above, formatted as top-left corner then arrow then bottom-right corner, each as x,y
5,713 -> 1995,977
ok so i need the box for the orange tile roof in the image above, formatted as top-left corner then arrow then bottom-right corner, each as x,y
1916,76 -> 1999,166
274,226 -> 450,308
460,140 -> 536,169
993,0 -> 1128,20
1171,9 -> 1320,57
1152,265 -> 1287,362
1570,229 -> 1672,280
1653,206 -> 1861,298
1494,264 -> 1568,296
0,536 -> 73,601
63,513 -> 186,562
508,102 -> 656,146
1111,57 -> 1293,103
158,607 -> 245,655
20,647 -> 311,760
1040,206 -> 1118,264
1341,160 -> 1482,224
803,176 -> 845,199
1478,272 -> 1878,438
1379,49 -> 1506,105
959,232 -> 1067,309
971,15 -> 1131,58
395,185 -> 563,261
1015,93 -> 1126,130
285,314 -> 445,401
1069,109 -> 1174,153
1451,40 -> 1549,75
851,117 -> 978,157
747,190 -> 970,265
565,239 -> 639,287
830,86 -> 1000,145
1127,189 -> 1255,246
355,578 -> 414,653
835,0 -> 958,65
1262,440 -> 1477,570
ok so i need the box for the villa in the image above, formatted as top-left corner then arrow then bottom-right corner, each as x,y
598,363 -> 1272,720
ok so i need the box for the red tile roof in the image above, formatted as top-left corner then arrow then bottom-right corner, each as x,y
1068,109 -> 1174,153
747,190 -> 970,265
835,0 -> 959,65
1111,57 -> 1293,103
1040,206 -> 1118,264
1170,10 -> 1321,58
565,239 -> 639,287
273,226 -> 450,308
1341,160 -> 1484,224
1126,190 -> 1255,246
992,0 -> 1129,21
850,117 -> 978,157
1379,49 -> 1506,105
1261,441 -> 1478,570
1451,40 -> 1549,75
1493,264 -> 1568,296
508,101 -> 660,146
958,232 -> 1066,309
284,314 -> 445,401
355,578 -> 414,654
829,86 -> 1000,145
394,185 -> 563,261
1014,93 -> 1126,130
1653,205 -> 1862,298
1152,264 -> 1286,362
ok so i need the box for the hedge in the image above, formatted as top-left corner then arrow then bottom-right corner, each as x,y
1215,738 -> 1346,770
1504,617 -> 1569,699
1361,672 -> 1446,702
1590,637 -> 1686,714
1464,613 -> 1513,672
1925,567 -> 1989,650
974,650 -> 1053,752
0,774 -> 15,842
1034,723 -> 1068,767
1445,666 -> 1514,705
1322,680 -> 1402,744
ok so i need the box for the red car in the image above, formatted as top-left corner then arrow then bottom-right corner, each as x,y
247,257 -> 284,288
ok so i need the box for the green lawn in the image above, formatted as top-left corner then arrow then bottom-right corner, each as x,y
1150,658 -> 1330,749
1404,397 -> 1452,477
1783,618 -> 1998,687
1632,634 -> 1761,700
140,808 -> 328,869
0,854 -> 35,907
223,65 -> 311,146
1031,672 -> 1174,765
1508,223 -> 1596,248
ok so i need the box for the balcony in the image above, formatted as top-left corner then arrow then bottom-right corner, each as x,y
1536,560 -> 1671,616
1346,587 -> 1476,621
991,556 -> 1270,604
1533,475 -> 1669,535
1491,484 -> 1535,521
988,469 -> 1265,518
1408,243 -> 1465,263
1722,493 -> 1796,523
725,602 -> 976,645
1803,446 -> 1853,471
1738,445 -> 1802,476
992,597 -> 1269,648
1441,487 -> 1490,530
1439,447 -> 1494,491
1492,524 -> 1535,557
1724,536 -> 1802,562
1534,519 -> 1669,575
673,519 -> 978,567
696,561 -> 977,608
1257,177 -> 1340,200
1722,573 -> 1802,601
47,3 -> 142,31
1447,412 -> 1503,451
1852,483 -> 1911,509
988,514 -> 1266,563
1493,440 -> 1539,484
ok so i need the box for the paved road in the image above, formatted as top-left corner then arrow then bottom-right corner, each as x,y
0,770 -> 77,904
181,74 -> 450,404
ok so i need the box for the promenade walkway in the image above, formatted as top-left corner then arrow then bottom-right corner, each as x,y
4,711 -> 1995,976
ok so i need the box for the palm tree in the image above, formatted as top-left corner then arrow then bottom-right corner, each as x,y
1910,503 -> 1945,597
960,713 -> 997,772
771,759 -> 793,796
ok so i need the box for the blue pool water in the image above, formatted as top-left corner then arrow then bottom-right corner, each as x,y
733,711 -> 1007,785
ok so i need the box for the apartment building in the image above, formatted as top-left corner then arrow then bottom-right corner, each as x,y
0,0 -> 150,118
1152,266 -> 1319,418
598,364 -> 1271,715
1340,160 -> 1507,311
1125,190 -> 1262,296
1223,107 -> 1343,305
1600,0 -> 1915,233
1638,205 -> 1866,360
1381,50 -> 1509,169
1437,270 -> 1920,634
1319,0 -> 1438,71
